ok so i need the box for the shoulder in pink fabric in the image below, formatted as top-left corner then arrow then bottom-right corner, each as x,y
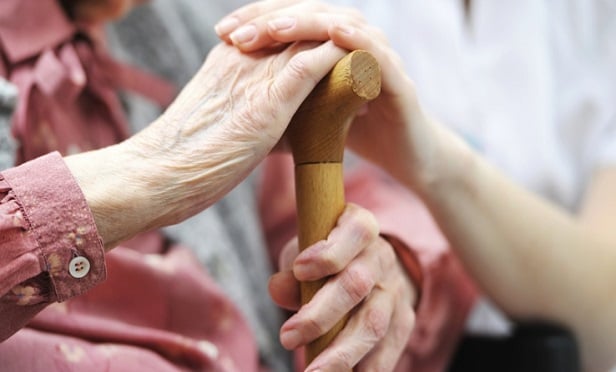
0,0 -> 176,163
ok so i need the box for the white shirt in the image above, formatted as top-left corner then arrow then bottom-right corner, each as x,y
217,0 -> 616,368
327,0 -> 616,340
332,0 -> 616,210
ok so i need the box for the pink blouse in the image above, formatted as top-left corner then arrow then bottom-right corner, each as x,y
0,155 -> 259,372
0,0 -> 477,370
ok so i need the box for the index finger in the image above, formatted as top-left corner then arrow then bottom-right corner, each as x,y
214,0 -> 302,41
215,1 -> 364,53
293,203 -> 380,281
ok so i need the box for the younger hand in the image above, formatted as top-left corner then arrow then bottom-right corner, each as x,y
215,0 -> 445,191
268,204 -> 417,371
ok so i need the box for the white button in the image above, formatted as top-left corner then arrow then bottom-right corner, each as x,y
68,256 -> 91,279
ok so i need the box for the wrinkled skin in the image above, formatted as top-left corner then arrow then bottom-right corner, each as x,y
268,203 -> 416,372
216,2 -> 616,372
213,2 -> 427,371
64,2 -> 419,371
68,38 -> 352,247
127,41 -> 355,227
216,0 -> 449,191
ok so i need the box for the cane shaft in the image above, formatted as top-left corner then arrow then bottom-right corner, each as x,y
295,164 -> 346,363
288,50 -> 381,366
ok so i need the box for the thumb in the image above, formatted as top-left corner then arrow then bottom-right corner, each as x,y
267,41 -> 347,136
268,271 -> 301,310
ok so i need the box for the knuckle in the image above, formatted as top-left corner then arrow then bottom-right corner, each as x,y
346,207 -> 379,246
359,207 -> 380,233
286,51 -> 318,85
378,238 -> 397,271
341,266 -> 374,304
303,313 -> 327,337
269,48 -> 318,106
320,246 -> 345,274
352,223 -> 374,248
333,348 -> 355,370
364,307 -> 389,341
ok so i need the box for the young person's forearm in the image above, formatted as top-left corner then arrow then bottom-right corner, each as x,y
410,124 -> 616,370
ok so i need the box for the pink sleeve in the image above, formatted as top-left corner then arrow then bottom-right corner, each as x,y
0,152 -> 106,341
258,154 -> 478,371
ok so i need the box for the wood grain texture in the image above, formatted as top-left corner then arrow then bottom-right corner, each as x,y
287,50 -> 381,367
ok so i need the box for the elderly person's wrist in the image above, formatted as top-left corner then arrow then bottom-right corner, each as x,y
124,112 -> 261,222
64,142 -> 170,251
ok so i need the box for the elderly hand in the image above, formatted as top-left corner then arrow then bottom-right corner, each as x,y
215,0 -> 457,193
66,40 -> 348,249
268,204 -> 417,371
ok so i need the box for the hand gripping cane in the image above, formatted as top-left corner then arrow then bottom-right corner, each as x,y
286,50 -> 381,366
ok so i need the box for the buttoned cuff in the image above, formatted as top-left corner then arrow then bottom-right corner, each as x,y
3,151 -> 106,301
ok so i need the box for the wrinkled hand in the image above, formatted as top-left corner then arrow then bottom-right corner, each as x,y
68,40 -> 347,249
215,0 -> 445,190
128,40 -> 346,219
268,204 -> 417,371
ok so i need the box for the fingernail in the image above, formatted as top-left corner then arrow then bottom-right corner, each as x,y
230,24 -> 257,45
268,16 -> 296,31
280,329 -> 302,349
214,16 -> 239,35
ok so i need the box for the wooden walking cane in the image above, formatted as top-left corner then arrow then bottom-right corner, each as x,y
286,50 -> 381,366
